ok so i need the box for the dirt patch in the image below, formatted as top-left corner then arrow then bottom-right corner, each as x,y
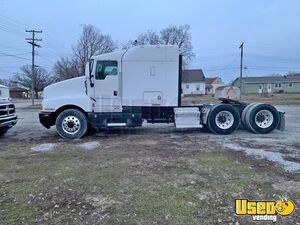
79,141 -> 101,150
272,180 -> 300,194
293,141 -> 300,149
31,143 -> 56,152
283,156 -> 300,163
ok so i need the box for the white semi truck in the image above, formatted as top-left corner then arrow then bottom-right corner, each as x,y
0,84 -> 17,136
39,45 -> 284,139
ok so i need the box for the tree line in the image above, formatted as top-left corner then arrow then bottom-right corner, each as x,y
0,24 -> 194,97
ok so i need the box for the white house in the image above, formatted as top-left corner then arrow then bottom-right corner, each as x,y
215,85 -> 240,100
182,69 -> 205,96
205,77 -> 225,95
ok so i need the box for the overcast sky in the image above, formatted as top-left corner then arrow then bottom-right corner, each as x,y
1,0 -> 300,83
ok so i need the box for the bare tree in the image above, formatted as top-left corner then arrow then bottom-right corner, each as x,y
73,25 -> 117,74
11,65 -> 54,98
121,40 -> 135,50
123,25 -> 195,67
0,78 -> 10,87
160,24 -> 195,67
53,56 -> 80,82
137,30 -> 160,45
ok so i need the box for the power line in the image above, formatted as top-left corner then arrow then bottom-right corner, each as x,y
0,66 -> 19,69
0,43 -> 27,52
0,52 -> 30,57
0,69 -> 18,74
0,14 -> 29,29
0,52 -> 31,61
247,67 -> 300,72
204,67 -> 239,72
248,66 -> 300,70
40,46 -> 63,58
0,23 -> 24,37
0,13 -> 68,58
44,34 -> 71,53
246,53 -> 300,62
37,54 -> 56,65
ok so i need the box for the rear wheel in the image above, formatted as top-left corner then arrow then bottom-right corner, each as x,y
245,104 -> 279,134
241,103 -> 257,128
55,109 -> 88,139
207,104 -> 240,135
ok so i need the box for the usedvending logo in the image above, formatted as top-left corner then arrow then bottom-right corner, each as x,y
235,198 -> 295,222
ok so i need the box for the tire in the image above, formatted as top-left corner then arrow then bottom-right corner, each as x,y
245,103 -> 279,134
0,127 -> 9,137
241,103 -> 257,128
207,104 -> 240,135
55,109 -> 88,139
244,103 -> 260,132
87,125 -> 97,135
202,124 -> 211,133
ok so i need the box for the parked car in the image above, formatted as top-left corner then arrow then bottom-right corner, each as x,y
0,85 -> 17,136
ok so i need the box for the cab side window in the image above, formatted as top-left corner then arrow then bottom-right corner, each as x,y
95,61 -> 118,80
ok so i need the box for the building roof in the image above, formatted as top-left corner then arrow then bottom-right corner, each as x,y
216,85 -> 239,91
182,69 -> 205,83
233,74 -> 300,85
0,84 -> 8,89
205,77 -> 219,84
9,86 -> 29,92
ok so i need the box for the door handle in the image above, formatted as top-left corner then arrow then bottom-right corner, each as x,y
114,90 -> 118,96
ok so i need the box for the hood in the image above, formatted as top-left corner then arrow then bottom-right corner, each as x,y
43,76 -> 86,100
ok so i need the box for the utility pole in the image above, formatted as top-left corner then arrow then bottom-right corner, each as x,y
239,42 -> 244,100
26,30 -> 42,106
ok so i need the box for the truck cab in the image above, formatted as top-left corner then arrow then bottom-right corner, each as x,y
39,45 -> 284,139
0,85 -> 17,136
40,45 -> 180,138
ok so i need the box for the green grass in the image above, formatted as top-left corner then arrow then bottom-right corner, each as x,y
0,203 -> 38,224
131,190 -> 199,225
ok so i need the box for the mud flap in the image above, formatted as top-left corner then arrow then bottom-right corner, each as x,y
277,111 -> 285,131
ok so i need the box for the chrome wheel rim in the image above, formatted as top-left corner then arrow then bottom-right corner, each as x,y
255,110 -> 273,128
62,116 -> 81,134
215,111 -> 234,129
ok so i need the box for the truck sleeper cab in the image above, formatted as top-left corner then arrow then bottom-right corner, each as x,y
39,45 -> 284,139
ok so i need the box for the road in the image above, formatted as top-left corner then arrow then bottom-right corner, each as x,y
4,103 -> 300,173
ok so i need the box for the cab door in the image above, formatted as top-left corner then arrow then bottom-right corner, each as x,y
93,60 -> 121,112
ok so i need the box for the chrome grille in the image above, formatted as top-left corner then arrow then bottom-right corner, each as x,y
0,103 -> 15,118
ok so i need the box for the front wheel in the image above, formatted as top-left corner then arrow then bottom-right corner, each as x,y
55,109 -> 88,139
0,127 -> 9,137
207,104 -> 240,135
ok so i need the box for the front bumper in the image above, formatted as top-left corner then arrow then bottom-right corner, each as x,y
39,112 -> 56,129
0,115 -> 17,128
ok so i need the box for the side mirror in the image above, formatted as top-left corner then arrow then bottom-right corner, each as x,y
89,61 -> 93,76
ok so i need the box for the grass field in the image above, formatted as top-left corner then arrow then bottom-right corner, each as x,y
0,98 -> 299,224
0,129 -> 299,224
